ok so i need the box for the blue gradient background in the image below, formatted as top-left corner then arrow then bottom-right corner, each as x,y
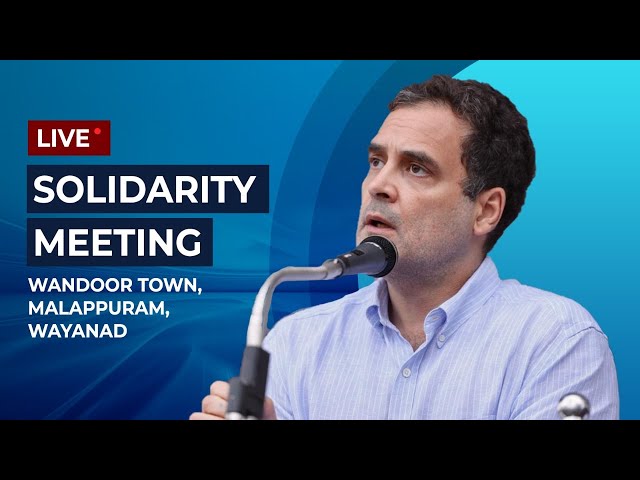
1,60 -> 637,419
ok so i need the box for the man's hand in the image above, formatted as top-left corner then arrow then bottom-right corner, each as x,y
189,380 -> 277,420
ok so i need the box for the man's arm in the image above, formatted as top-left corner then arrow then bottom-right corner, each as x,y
510,327 -> 619,420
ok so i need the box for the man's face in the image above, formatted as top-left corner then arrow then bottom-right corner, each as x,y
356,102 -> 477,281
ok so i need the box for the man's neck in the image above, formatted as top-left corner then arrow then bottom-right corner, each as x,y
386,255 -> 485,349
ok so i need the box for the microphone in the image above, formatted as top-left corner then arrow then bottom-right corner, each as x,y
557,392 -> 590,420
225,236 -> 398,420
322,235 -> 398,278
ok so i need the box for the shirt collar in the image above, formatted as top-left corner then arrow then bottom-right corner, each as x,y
365,256 -> 501,335
365,276 -> 391,328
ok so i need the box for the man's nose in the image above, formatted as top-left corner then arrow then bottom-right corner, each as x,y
367,165 -> 398,202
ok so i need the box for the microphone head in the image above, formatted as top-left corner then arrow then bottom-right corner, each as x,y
360,236 -> 398,278
557,392 -> 590,419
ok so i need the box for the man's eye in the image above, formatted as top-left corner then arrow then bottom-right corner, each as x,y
369,158 -> 383,169
410,164 -> 428,177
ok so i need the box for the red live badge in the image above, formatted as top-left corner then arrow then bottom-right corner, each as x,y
28,120 -> 110,156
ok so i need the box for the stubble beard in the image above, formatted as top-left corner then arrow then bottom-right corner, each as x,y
355,199 -> 475,290
383,205 -> 474,291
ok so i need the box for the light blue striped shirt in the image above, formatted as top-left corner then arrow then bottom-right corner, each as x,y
262,256 -> 619,419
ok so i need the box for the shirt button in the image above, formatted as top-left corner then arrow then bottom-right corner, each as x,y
402,368 -> 411,378
438,334 -> 446,343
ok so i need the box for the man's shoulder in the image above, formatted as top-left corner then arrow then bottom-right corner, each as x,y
495,279 -> 604,337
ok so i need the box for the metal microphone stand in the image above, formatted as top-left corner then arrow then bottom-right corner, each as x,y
225,260 -> 343,420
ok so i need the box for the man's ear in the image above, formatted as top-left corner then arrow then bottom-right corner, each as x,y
473,187 -> 506,237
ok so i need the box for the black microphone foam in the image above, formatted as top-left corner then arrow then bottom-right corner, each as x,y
333,235 -> 398,278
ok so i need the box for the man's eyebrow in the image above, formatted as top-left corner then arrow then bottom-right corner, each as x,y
368,143 -> 386,155
402,149 -> 441,175
368,142 -> 441,175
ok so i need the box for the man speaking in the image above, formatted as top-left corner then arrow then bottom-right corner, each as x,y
191,75 -> 619,420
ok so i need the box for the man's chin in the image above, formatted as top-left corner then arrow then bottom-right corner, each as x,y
358,226 -> 397,242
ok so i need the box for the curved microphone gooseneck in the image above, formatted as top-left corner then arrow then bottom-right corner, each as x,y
225,236 -> 398,420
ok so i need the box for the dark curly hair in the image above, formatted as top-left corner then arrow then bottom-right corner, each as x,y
389,75 -> 536,253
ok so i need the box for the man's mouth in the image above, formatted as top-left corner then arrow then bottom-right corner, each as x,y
364,214 -> 395,231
